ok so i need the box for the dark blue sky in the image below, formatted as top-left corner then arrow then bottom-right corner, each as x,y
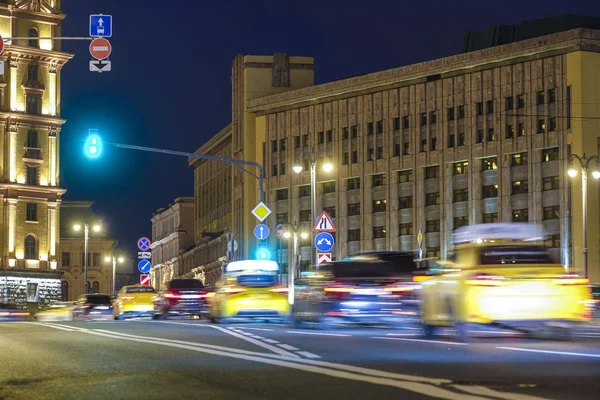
59,0 -> 599,257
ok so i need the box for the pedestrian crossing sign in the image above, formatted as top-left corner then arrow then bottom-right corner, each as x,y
313,211 -> 336,232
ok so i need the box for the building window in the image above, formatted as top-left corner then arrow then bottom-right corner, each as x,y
272,164 -> 278,176
543,206 -> 560,220
342,127 -> 349,140
548,88 -> 556,103
271,140 -> 277,152
399,223 -> 413,236
367,148 -> 374,161
280,163 -> 286,175
476,130 -> 483,143
483,212 -> 498,223
537,119 -> 546,134
453,188 -> 468,203
26,95 -> 41,114
318,131 -> 325,144
542,147 -> 559,162
62,252 -> 71,267
394,143 -> 400,157
393,117 -> 400,131
505,124 -> 514,139
321,181 -> 336,194
448,134 -> 455,148
517,122 -> 525,137
545,234 -> 560,248
481,157 -> 498,171
27,282 -> 39,302
299,185 -> 310,197
92,281 -> 100,293
458,131 -> 465,146
351,151 -> 358,163
276,188 -> 288,200
511,180 -> 528,194
303,134 -> 309,147
24,234 -> 37,260
294,136 -> 300,148
372,199 -> 387,213
475,102 -> 483,116
351,125 -> 358,138
376,146 -> 383,159
348,203 -> 361,216
505,96 -> 514,110
81,252 -> 91,266
458,105 -> 465,119
430,137 -> 437,151
61,281 -> 69,301
346,177 -> 360,190
27,130 -> 38,148
482,184 -> 498,198
28,27 -> 39,48
276,213 -> 288,224
372,226 -> 387,239
376,120 -> 383,134
487,128 -> 495,141
27,64 -> 38,82
324,206 -> 336,218
430,111 -> 437,124
367,122 -> 374,135
486,100 -> 494,114
425,192 -> 440,206
299,210 -> 311,222
398,169 -> 412,183
454,216 -> 468,229
420,139 -> 427,152
537,91 -> 545,105
93,252 -> 101,267
512,209 -> 528,222
398,196 -> 412,209
453,161 -> 468,175
425,166 -> 439,179
348,229 -> 361,242
511,152 -> 528,166
517,94 -> 525,108
26,203 -> 37,221
372,173 -> 385,187
403,141 -> 409,155
342,152 -> 349,165
426,219 -> 440,233
326,130 -> 333,142
26,166 -> 38,185
426,247 -> 441,258
543,176 -> 560,191
402,116 -> 409,129
420,113 -> 427,126
549,118 -> 557,132
279,138 -> 286,151
447,107 -> 455,121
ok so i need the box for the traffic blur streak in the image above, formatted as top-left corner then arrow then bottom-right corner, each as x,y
0,303 -> 29,321
153,279 -> 213,320
73,294 -> 113,321
35,301 -> 76,321
113,285 -> 156,320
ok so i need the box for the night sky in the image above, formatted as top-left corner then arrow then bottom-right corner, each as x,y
59,0 -> 598,257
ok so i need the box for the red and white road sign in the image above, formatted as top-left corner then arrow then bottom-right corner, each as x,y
140,274 -> 150,286
317,253 -> 332,265
276,224 -> 284,239
0,35 -> 4,56
89,37 -> 112,60
313,211 -> 336,232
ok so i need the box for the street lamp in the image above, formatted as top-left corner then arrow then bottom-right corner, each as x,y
568,152 -> 600,278
105,254 -> 125,296
293,148 -> 334,269
282,221 -> 309,305
73,222 -> 101,294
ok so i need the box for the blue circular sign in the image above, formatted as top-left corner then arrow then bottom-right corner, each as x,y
254,224 -> 270,240
138,237 -> 151,251
315,232 -> 335,252
138,259 -> 151,274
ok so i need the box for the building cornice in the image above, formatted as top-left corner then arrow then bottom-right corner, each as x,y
4,45 -> 74,66
150,231 -> 188,249
0,112 -> 67,126
0,183 -> 66,196
0,4 -> 66,23
189,123 -> 232,167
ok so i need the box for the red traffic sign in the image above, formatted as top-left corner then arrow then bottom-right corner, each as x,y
313,211 -> 336,232
89,37 -> 112,60
0,35 -> 4,56
276,224 -> 284,239
140,274 -> 150,286
317,253 -> 332,265
137,237 -> 151,251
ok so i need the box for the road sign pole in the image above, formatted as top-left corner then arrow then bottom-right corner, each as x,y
310,163 -> 317,270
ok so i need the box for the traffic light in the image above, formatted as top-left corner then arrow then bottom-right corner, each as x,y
256,243 -> 271,260
84,132 -> 103,159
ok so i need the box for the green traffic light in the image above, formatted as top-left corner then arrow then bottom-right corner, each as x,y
84,133 -> 103,159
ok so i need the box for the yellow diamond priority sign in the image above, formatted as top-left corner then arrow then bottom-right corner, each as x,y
251,201 -> 272,222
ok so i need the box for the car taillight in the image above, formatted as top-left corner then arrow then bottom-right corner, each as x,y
553,274 -> 589,285
384,286 -> 414,293
465,273 -> 508,286
324,286 -> 354,293
10,312 -> 29,316
82,303 -> 91,309
412,275 -> 433,283
270,287 -> 289,293
164,291 -> 182,299
122,296 -> 135,301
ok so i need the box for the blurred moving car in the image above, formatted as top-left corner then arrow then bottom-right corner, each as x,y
420,223 -> 593,342
113,285 -> 156,320
292,251 -> 427,327
35,301 -> 76,321
0,303 -> 29,321
210,260 -> 289,323
591,285 -> 600,319
73,294 -> 113,321
153,278 -> 212,320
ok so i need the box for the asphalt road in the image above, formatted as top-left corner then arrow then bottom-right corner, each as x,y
1,319 -> 600,400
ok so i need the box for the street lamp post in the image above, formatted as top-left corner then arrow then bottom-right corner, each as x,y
293,148 -> 333,270
567,152 -> 600,278
74,222 -> 101,295
283,221 -> 309,305
105,254 -> 125,296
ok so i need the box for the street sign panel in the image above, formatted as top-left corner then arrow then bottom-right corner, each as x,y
140,274 -> 150,286
417,229 -> 423,246
276,224 -> 284,239
89,60 -> 111,73
313,211 -> 336,232
0,35 -> 4,55
254,224 -> 270,240
138,259 -> 151,274
90,14 -> 113,38
137,237 -> 151,251
251,202 -> 272,222
227,240 -> 238,253
89,38 -> 112,60
317,253 -> 332,265
138,251 -> 151,260
315,232 -> 335,252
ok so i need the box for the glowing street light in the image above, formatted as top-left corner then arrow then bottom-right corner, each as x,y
106,253 -> 125,296
73,222 -> 102,294
282,221 -> 310,305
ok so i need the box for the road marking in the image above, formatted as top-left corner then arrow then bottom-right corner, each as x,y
296,351 -> 321,359
452,384 -> 547,400
497,347 -> 600,358
263,338 -> 279,344
27,322 -> 76,332
239,327 -> 274,332
277,344 -> 299,351
372,336 -> 468,346
386,333 -> 420,336
286,330 -> 351,337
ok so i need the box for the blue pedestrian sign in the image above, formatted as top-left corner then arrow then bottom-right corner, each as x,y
138,259 -> 151,274
90,14 -> 112,38
315,232 -> 335,252
254,224 -> 270,240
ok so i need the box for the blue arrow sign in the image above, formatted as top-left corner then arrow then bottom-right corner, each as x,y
254,224 -> 270,240
90,14 -> 113,38
138,259 -> 151,274
315,232 -> 335,252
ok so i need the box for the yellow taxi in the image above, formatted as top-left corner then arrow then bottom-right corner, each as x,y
113,284 -> 157,320
35,301 -> 76,321
210,260 -> 290,323
420,223 -> 593,342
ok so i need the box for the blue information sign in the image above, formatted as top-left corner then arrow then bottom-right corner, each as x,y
254,224 -> 270,240
315,232 -> 335,252
90,14 -> 113,37
138,259 -> 151,274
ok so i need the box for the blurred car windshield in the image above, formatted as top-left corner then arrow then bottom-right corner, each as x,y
479,246 -> 556,265
237,275 -> 278,288
86,295 -> 111,304
168,279 -> 204,289
126,287 -> 156,293
332,253 -> 418,278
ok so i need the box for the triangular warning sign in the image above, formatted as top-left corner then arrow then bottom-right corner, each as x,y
313,211 -> 336,232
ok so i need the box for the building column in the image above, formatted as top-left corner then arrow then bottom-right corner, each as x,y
47,202 -> 57,267
48,65 -> 57,116
49,129 -> 58,186
9,124 -> 17,183
7,198 -> 17,257
9,60 -> 18,111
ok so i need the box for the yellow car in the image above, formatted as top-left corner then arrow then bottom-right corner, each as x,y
210,260 -> 290,323
113,285 -> 157,320
36,301 -> 76,321
420,223 -> 593,342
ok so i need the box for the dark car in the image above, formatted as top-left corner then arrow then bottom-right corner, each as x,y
292,251 -> 427,327
72,294 -> 113,321
153,279 -> 213,319
0,303 -> 30,321
591,285 -> 600,319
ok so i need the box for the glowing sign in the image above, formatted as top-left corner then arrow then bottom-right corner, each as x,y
224,260 -> 279,274
453,223 -> 546,244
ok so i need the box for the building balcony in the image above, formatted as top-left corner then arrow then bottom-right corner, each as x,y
23,147 -> 42,161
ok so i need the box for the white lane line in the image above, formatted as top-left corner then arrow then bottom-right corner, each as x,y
286,330 -> 351,337
453,384 -> 547,400
277,344 -> 299,351
497,347 -> 600,359
386,333 -> 420,336
78,329 -> 487,399
263,339 -> 280,344
26,322 -> 76,332
239,327 -> 274,332
296,351 -> 321,359
372,336 -> 468,346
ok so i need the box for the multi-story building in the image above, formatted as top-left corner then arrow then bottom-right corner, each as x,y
58,201 -> 117,300
189,16 -> 600,284
150,197 -> 195,289
0,1 -> 72,306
